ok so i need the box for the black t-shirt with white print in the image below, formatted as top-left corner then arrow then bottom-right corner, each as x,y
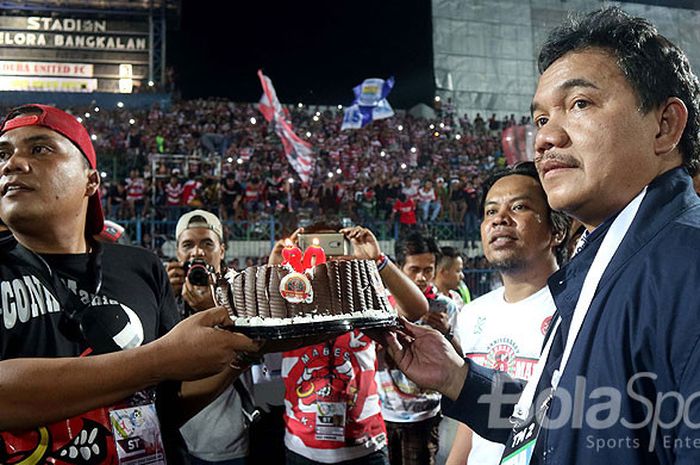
0,240 -> 185,465
0,240 -> 178,360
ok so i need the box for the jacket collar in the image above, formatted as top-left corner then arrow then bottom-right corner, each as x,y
549,167 -> 699,317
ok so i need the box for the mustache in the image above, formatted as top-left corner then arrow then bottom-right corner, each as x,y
534,152 -> 581,168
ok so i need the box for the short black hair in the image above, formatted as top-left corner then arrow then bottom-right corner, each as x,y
480,162 -> 571,265
437,246 -> 462,271
538,6 -> 700,176
395,232 -> 441,267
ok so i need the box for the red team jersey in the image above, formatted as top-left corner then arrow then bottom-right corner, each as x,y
282,331 -> 387,463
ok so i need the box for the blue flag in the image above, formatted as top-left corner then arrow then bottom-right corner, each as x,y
341,77 -> 395,130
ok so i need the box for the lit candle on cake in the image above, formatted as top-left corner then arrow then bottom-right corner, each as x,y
281,239 -> 304,272
302,237 -> 327,270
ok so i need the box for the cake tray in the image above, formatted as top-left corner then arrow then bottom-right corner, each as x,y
230,314 -> 399,341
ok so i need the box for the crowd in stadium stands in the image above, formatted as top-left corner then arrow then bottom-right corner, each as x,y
71,99 -> 525,228
0,99 -> 524,273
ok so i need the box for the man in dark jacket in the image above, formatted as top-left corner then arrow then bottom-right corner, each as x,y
383,7 -> 700,465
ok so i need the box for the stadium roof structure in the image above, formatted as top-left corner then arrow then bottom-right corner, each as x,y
0,0 -> 180,14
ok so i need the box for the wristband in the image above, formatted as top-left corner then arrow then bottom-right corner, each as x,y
376,253 -> 389,272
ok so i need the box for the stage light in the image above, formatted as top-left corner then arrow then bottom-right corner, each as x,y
297,102 -> 303,108
336,168 -> 342,174
434,132 -> 440,137
315,111 -> 320,117
410,147 -> 417,153
380,150 -> 386,157
76,117 -> 83,123
237,158 -> 244,165
455,134 -> 462,140
337,105 -> 343,110
100,172 -> 107,178
117,101 -> 124,108
148,80 -> 155,87
429,124 -> 435,130
227,157 -> 233,163
94,106 -> 100,112
129,118 -> 136,125
398,125 -> 403,131
306,131 -> 312,138
312,115 -> 319,122
84,112 -> 90,118
288,178 -> 295,184
327,172 -> 334,178
91,134 -> 97,141
434,96 -> 441,102
400,163 -> 407,169
250,117 -> 257,125
439,122 -> 445,128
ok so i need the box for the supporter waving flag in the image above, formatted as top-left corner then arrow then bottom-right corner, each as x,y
341,76 -> 395,130
257,70 -> 315,183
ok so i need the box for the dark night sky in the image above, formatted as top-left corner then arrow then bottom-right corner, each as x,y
167,0 -> 435,109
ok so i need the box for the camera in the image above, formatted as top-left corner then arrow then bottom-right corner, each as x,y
183,258 -> 214,286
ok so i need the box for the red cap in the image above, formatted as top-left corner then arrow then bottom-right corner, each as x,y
0,104 -> 104,235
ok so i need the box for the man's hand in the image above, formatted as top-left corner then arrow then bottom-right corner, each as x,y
382,319 -> 467,400
268,227 -> 304,265
182,278 -> 216,312
153,307 -> 262,381
340,225 -> 381,260
166,260 -> 185,295
422,311 -> 451,335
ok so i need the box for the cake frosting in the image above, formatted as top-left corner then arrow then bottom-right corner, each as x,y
214,259 -> 395,327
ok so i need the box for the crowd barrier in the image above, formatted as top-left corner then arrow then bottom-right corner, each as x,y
115,215 -> 498,298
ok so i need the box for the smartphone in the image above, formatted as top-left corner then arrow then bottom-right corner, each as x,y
297,233 -> 351,256
428,298 -> 449,313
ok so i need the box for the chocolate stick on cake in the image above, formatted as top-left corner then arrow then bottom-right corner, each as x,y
214,259 -> 397,338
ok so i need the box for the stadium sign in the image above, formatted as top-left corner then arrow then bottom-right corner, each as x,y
0,32 -> 147,51
0,14 -> 149,93
0,76 -> 98,92
0,60 -> 94,77
26,17 -> 107,32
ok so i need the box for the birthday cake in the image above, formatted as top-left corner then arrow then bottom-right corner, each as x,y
213,259 -> 397,337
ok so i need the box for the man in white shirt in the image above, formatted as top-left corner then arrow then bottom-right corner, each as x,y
445,162 -> 570,465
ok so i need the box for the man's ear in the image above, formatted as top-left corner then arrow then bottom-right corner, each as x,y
86,169 -> 100,197
551,229 -> 566,246
654,97 -> 688,157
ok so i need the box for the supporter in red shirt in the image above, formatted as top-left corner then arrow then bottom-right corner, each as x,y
267,225 -> 428,465
182,173 -> 203,208
392,193 -> 417,237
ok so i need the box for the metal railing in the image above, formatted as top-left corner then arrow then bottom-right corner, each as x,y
463,269 -> 501,299
115,214 -> 499,299
116,214 -> 480,247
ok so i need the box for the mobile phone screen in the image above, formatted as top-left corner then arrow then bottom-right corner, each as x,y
297,233 -> 351,256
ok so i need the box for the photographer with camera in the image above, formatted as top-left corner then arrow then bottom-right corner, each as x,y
167,209 -> 253,465
167,210 -> 221,317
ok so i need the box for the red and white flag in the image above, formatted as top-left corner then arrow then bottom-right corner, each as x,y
257,70 -> 314,183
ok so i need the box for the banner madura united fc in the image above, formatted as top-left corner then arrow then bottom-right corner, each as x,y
0,15 -> 148,51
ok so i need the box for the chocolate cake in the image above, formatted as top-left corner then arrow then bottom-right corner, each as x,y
213,259 -> 395,329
